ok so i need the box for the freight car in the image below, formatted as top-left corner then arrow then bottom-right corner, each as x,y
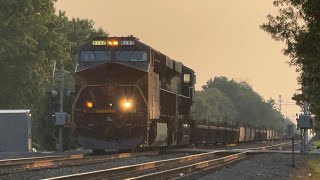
72,36 -> 284,152
192,120 -> 284,146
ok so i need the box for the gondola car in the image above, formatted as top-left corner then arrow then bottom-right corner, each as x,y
192,120 -> 283,145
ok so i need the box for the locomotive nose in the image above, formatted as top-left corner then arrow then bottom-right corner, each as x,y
75,62 -> 148,85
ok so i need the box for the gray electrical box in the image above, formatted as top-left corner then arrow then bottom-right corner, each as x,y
0,110 -> 32,152
55,112 -> 67,126
297,115 -> 313,129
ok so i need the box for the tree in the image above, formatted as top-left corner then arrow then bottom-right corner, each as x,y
0,0 -> 106,150
203,77 -> 261,124
196,77 -> 285,130
260,0 -> 320,128
195,88 -> 237,122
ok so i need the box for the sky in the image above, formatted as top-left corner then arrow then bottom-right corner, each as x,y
55,0 -> 301,121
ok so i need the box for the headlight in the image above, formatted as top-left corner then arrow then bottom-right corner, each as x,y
86,101 -> 94,108
107,40 -> 119,46
124,102 -> 131,108
121,99 -> 133,110
113,41 -> 119,46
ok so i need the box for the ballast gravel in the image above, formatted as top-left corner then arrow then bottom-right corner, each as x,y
0,153 -> 186,180
0,140 -> 289,160
200,153 -> 319,180
0,141 -> 302,180
0,150 -> 91,160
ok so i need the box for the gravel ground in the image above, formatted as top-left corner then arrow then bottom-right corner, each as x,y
169,140 -> 295,154
199,153 -> 320,180
0,150 -> 92,160
1,153 -> 187,180
0,140 -> 298,180
198,140 -> 292,151
0,140 -> 289,160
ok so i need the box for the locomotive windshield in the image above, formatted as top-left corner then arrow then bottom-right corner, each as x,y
115,51 -> 147,62
80,51 -> 111,61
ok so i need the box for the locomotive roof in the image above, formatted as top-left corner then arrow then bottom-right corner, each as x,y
85,36 -> 195,74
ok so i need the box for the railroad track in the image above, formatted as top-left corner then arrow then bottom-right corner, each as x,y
43,141 -> 296,180
42,150 -> 245,180
0,141 -> 298,179
248,140 -> 300,150
0,151 -> 158,175
197,140 -> 294,150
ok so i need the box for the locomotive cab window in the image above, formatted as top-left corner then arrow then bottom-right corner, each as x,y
80,51 -> 111,61
115,51 -> 147,62
184,74 -> 191,83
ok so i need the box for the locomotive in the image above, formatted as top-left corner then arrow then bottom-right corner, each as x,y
72,36 -> 195,152
72,36 -> 283,152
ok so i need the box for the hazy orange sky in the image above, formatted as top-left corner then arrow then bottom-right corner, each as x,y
55,0 -> 301,120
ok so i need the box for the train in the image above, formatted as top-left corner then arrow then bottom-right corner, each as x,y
71,36 -> 284,152
193,120 -> 284,146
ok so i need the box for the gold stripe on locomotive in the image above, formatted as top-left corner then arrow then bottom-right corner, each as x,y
83,109 -> 116,113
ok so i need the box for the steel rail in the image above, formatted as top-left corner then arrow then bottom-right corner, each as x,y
42,150 -> 244,180
127,141 -> 300,179
42,141 -> 298,180
0,151 -> 158,174
0,154 -> 83,166
251,140 -> 300,150
127,152 -> 247,180
0,154 -> 84,174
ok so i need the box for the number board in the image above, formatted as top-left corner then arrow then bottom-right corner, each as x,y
121,40 -> 135,45
92,40 -> 107,46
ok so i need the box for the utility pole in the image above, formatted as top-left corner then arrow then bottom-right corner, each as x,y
303,102 -> 309,154
278,95 -> 284,132
286,99 -> 288,118
56,65 -> 64,152
51,64 -> 68,152
278,95 -> 283,112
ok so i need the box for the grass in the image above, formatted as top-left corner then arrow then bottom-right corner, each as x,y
292,140 -> 320,179
292,158 -> 320,180
304,159 -> 320,180
308,159 -> 320,174
310,140 -> 320,153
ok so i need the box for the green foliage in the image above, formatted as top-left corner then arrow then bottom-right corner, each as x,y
196,77 -> 286,131
0,0 -> 106,150
195,88 -> 236,121
260,0 -> 320,125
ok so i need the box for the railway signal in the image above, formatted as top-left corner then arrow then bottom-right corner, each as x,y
296,102 -> 313,154
51,65 -> 70,152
